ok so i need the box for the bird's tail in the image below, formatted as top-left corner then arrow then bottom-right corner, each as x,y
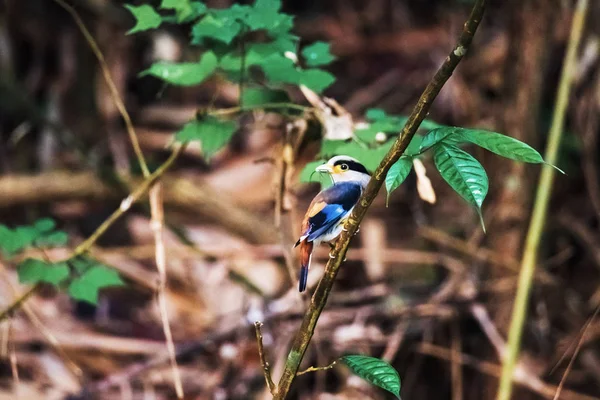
299,240 -> 313,292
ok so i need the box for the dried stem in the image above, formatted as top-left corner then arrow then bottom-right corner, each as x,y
553,305 -> 600,400
149,184 -> 184,398
254,321 -> 276,395
272,1 -> 486,397
496,1 -> 589,399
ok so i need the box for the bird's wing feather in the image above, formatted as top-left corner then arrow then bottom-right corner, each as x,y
300,182 -> 362,242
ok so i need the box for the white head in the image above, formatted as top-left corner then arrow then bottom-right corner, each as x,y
315,155 -> 371,187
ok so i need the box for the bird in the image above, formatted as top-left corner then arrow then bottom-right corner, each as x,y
295,155 -> 371,292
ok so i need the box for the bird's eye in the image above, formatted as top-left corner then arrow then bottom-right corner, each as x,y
340,163 -> 349,171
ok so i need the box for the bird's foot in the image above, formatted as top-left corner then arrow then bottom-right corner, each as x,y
329,251 -> 336,259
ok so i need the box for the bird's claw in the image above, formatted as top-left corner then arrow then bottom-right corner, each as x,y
329,252 -> 336,259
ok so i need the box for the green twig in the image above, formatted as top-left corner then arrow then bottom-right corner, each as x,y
272,1 -> 486,398
207,102 -> 313,116
496,1 -> 589,399
296,360 -> 337,376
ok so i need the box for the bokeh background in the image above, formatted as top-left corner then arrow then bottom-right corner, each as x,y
1,0 -> 600,399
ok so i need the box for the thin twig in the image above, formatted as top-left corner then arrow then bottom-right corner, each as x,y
0,145 -> 184,323
296,360 -> 337,376
149,184 -> 184,398
497,1 -> 589,399
273,1 -> 486,397
53,0 -> 150,177
553,305 -> 600,400
419,343 -> 600,400
209,102 -> 312,116
254,321 -> 276,395
8,321 -> 20,398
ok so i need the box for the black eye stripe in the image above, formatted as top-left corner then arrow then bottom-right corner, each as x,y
333,160 -> 370,175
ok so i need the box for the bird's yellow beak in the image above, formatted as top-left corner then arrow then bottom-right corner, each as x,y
315,163 -> 333,173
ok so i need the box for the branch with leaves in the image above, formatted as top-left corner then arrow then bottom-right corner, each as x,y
272,0 -> 487,397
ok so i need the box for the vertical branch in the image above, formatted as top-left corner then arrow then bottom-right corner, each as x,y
273,1 -> 486,397
496,1 -> 589,399
150,184 -> 184,399
255,321 -> 276,395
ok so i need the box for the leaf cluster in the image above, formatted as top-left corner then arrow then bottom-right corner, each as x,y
0,219 -> 124,305
126,0 -> 336,93
125,0 -> 337,160
301,109 -> 554,228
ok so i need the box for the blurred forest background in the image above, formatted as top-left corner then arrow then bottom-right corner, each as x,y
1,0 -> 600,399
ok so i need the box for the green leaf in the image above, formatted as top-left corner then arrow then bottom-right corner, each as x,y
434,143 -> 488,223
259,54 -> 299,83
404,135 -> 424,156
34,218 -> 56,233
257,54 -> 335,92
454,129 -> 545,164
68,265 -> 124,305
299,161 -> 324,183
175,116 -> 237,159
254,0 -> 282,11
385,157 -> 413,205
160,0 -> 202,22
191,13 -> 242,45
245,1 -> 293,35
299,160 -> 333,189
18,258 -> 70,286
419,127 -> 462,153
124,4 -> 162,34
140,51 -> 218,86
340,355 -> 401,399
365,108 -> 387,121
241,87 -> 290,107
297,68 -> 335,93
302,41 -> 335,67
0,225 -> 37,256
35,231 -> 68,247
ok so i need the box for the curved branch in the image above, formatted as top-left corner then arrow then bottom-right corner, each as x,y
273,1 -> 487,397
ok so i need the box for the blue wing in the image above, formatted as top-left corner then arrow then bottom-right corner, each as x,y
299,182 -> 362,243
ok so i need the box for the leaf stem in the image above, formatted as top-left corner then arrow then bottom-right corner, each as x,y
495,1 -> 589,399
272,1 -> 486,398
207,102 -> 313,116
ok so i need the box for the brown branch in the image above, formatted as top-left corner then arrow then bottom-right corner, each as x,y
273,1 -> 487,397
254,321 -> 276,395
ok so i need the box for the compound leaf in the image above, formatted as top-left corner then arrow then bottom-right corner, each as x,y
125,4 -> 162,34
302,41 -> 335,67
191,13 -> 241,45
140,51 -> 218,86
241,87 -> 290,107
175,116 -> 237,159
18,258 -> 70,286
68,265 -> 124,305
